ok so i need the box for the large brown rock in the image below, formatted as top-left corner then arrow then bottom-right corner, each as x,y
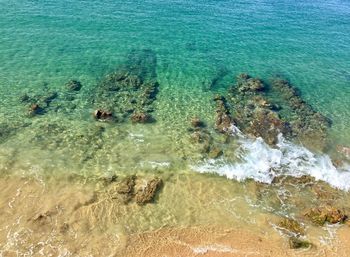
135,178 -> 162,205
304,206 -> 347,226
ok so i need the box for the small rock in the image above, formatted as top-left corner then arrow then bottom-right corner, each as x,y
65,80 -> 82,91
215,111 -> 233,133
110,175 -> 136,204
278,218 -> 304,235
213,94 -> 224,101
289,237 -> 311,249
131,112 -> 153,123
336,145 -> 350,159
29,103 -> 42,116
208,147 -> 223,159
135,178 -> 162,205
94,109 -> 113,120
20,93 -> 30,102
190,117 -> 205,128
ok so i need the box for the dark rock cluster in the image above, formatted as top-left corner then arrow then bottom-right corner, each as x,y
108,175 -> 162,205
213,95 -> 234,134
92,49 -> 159,123
19,79 -> 84,116
222,73 -> 331,149
188,116 -> 224,159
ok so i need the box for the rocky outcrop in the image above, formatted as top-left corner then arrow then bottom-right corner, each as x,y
220,73 -> 331,148
304,205 -> 347,226
92,49 -> 159,123
135,178 -> 163,205
227,74 -> 290,145
65,80 -> 82,91
108,176 -> 163,205
270,78 -> 330,150
289,237 -> 312,249
213,95 -> 233,134
278,218 -> 305,236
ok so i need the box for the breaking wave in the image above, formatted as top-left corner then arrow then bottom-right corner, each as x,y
192,127 -> 350,191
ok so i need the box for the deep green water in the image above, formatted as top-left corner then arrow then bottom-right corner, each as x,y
0,0 -> 350,183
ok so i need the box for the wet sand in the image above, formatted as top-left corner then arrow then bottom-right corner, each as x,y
124,225 -> 350,257
1,175 -> 350,256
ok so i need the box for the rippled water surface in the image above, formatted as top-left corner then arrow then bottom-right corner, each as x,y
1,0 -> 350,255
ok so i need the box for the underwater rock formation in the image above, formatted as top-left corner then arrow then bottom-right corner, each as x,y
19,79 -> 85,116
190,117 -> 205,128
28,103 -> 43,116
108,176 -> 162,205
131,112 -> 153,123
135,178 -> 163,205
236,73 -> 265,92
213,95 -> 234,134
20,89 -> 58,116
65,80 -> 82,91
270,78 -> 330,149
109,176 -> 136,204
221,73 -> 330,148
227,74 -> 290,145
94,109 -> 113,121
336,145 -> 350,159
304,206 -> 347,226
288,237 -> 312,249
92,49 -> 159,123
278,218 -> 305,236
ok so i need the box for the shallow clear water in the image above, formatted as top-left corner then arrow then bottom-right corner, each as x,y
1,1 -> 350,255
1,0 -> 350,176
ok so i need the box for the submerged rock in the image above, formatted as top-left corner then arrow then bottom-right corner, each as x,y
92,49 -> 159,123
28,103 -> 42,116
131,112 -> 153,123
94,109 -> 113,120
220,73 -> 331,149
336,145 -> 350,159
135,178 -> 162,205
289,237 -> 312,249
110,176 -> 136,204
208,147 -> 223,159
190,117 -> 205,128
20,86 -> 59,115
214,96 -> 233,133
65,80 -> 82,91
270,78 -> 330,150
236,73 -> 265,92
278,218 -> 305,235
304,206 -> 347,226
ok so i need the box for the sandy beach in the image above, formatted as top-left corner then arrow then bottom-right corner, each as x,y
1,175 -> 349,256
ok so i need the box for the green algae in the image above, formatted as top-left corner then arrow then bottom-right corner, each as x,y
289,237 -> 312,249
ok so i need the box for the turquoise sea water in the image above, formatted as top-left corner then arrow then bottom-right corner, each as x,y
2,1 -> 350,255
0,0 -> 350,177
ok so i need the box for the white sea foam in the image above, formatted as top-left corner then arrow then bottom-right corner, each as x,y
192,244 -> 235,254
192,127 -> 350,191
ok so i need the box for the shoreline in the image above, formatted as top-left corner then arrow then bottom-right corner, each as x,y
1,174 -> 350,256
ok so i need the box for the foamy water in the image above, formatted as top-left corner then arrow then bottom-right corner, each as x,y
193,126 -> 350,191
